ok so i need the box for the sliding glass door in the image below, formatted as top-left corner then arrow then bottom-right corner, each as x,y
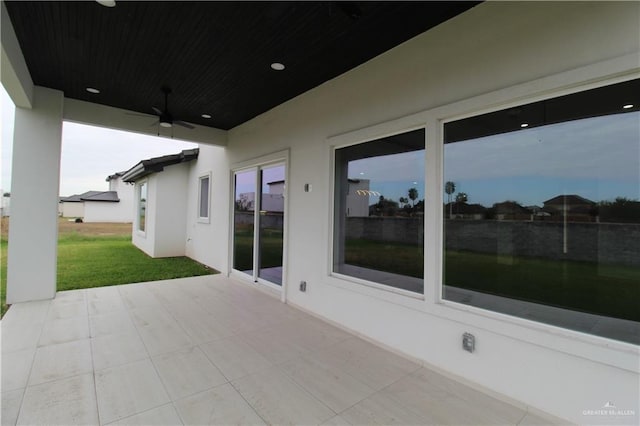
233,170 -> 256,276
233,163 -> 285,286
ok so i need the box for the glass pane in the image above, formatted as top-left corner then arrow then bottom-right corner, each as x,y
138,182 -> 147,232
199,176 -> 209,218
443,79 -> 640,344
258,164 -> 285,285
233,170 -> 256,275
333,129 -> 425,293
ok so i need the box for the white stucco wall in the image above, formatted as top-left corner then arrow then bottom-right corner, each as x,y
83,202 -> 125,223
83,178 -> 135,223
132,163 -> 192,258
189,2 -> 639,424
60,202 -> 84,218
7,86 -> 63,303
153,163 -> 190,257
185,144 -> 229,271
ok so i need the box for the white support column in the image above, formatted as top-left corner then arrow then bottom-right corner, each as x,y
7,86 -> 63,304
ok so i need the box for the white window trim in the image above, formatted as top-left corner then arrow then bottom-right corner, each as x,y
136,180 -> 148,237
228,149 -> 290,303
324,54 -> 639,370
328,125 -> 428,300
197,172 -> 211,224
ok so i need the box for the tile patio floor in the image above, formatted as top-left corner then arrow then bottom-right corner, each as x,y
1,275 -> 563,425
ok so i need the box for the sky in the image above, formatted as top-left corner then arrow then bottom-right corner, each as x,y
340,112 -> 639,208
234,165 -> 286,197
443,112 -> 640,207
1,86 -> 198,196
349,150 -> 425,205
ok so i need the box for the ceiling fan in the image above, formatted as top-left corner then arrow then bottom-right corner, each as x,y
151,86 -> 195,129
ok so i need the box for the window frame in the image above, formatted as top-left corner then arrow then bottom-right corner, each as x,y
329,125 -> 428,300
136,180 -> 148,236
325,56 -> 639,358
197,172 -> 211,223
437,79 -> 640,344
431,77 -> 640,350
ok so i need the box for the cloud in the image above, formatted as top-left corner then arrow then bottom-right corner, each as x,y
349,150 -> 425,182
2,90 -> 198,196
60,122 -> 198,195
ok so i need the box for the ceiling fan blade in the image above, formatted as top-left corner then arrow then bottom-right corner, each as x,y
152,106 -> 163,115
174,120 -> 195,129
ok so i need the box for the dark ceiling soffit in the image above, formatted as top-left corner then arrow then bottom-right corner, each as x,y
122,148 -> 199,182
4,1 -> 481,130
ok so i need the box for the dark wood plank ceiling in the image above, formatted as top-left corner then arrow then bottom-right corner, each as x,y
5,1 -> 479,130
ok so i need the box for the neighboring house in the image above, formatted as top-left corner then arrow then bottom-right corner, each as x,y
121,149 -> 200,258
543,194 -> 596,221
448,202 -> 486,220
59,174 -> 135,222
59,192 -> 91,218
493,201 -> 530,221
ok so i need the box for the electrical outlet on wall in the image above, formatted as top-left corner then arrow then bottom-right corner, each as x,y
462,332 -> 475,353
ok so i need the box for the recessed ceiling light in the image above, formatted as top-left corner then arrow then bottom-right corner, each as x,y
96,0 -> 116,7
623,104 -> 634,109
86,87 -> 100,94
201,114 -> 212,119
413,181 -> 418,185
271,63 -> 285,71
359,172 -> 365,175
520,123 -> 529,128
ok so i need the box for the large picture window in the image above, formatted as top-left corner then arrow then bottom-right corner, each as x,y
333,129 -> 425,294
443,79 -> 640,344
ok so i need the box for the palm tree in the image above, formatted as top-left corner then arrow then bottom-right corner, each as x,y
445,181 -> 456,218
408,188 -> 419,207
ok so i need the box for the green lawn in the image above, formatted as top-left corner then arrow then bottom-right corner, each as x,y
343,238 -> 640,322
1,232 -> 216,317
232,225 -> 283,271
345,238 -> 424,278
444,250 -> 640,322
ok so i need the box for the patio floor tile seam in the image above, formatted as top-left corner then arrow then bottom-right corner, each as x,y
99,402 -> 172,426
2,302 -> 52,424
228,367 -> 337,425
327,363 -> 428,422
5,387 -> 27,426
18,301 -> 56,399
214,380 -> 270,426
90,344 -> 103,426
272,356 -> 377,416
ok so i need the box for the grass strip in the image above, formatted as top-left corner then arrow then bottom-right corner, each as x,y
1,234 -> 216,317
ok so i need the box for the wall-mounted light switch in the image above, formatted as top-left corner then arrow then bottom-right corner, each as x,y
304,183 -> 312,192
299,281 -> 307,292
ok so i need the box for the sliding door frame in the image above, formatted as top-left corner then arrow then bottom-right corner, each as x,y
229,150 -> 290,302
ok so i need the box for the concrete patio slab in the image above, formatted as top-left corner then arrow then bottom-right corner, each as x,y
1,275 -> 565,425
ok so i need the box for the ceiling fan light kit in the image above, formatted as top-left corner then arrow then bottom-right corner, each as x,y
127,86 -> 196,136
